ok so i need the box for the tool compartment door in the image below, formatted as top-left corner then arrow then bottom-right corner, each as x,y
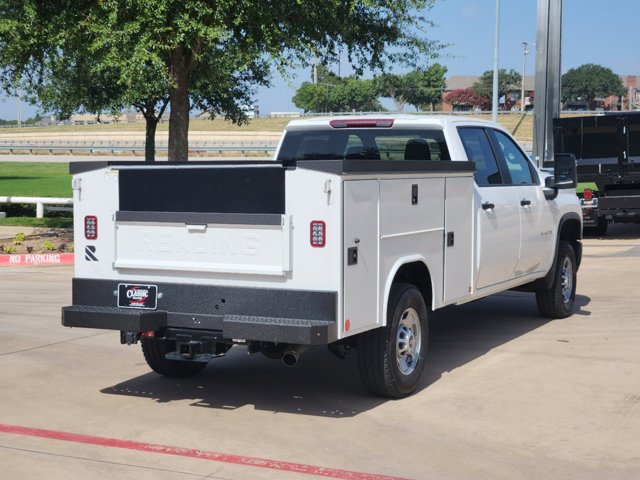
343,180 -> 379,336
443,176 -> 474,303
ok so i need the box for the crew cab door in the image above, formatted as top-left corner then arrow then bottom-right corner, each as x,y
458,127 -> 520,289
488,129 -> 555,276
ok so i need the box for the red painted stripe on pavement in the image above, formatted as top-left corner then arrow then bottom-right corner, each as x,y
0,253 -> 74,266
0,424 -> 408,480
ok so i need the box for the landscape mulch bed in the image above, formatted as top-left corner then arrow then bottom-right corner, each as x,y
0,228 -> 74,255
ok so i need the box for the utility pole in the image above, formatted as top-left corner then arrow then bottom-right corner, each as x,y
491,0 -> 500,123
533,0 -> 562,166
16,92 -> 21,126
313,54 -> 318,84
521,42 -> 530,111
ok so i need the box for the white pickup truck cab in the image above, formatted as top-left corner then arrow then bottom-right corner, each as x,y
62,115 -> 582,397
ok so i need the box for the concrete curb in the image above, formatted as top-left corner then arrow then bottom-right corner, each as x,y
0,252 -> 74,266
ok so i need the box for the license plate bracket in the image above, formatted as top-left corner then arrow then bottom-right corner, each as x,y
117,284 -> 158,310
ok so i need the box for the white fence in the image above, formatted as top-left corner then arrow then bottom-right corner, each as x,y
0,196 -> 73,218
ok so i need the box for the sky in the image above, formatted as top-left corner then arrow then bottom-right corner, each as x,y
1,0 -> 639,119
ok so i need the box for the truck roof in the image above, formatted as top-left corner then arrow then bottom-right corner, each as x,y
285,114 -> 499,131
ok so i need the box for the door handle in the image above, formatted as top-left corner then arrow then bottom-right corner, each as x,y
482,202 -> 495,210
520,199 -> 531,207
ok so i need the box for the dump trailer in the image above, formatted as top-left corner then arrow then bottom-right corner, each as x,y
553,113 -> 640,235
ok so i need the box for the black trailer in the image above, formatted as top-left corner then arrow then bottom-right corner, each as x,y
553,113 -> 640,235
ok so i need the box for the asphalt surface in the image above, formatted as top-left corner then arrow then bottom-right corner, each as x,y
1,225 -> 640,479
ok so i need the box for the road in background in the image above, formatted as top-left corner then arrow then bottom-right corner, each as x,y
1,226 -> 640,479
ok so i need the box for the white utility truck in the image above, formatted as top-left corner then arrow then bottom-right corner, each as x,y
62,115 -> 582,398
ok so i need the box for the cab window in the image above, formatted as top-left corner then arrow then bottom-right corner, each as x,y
491,129 -> 536,185
458,127 -> 504,186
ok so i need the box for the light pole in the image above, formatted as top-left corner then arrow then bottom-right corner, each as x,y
521,42 -> 530,111
491,0 -> 500,122
16,92 -> 21,126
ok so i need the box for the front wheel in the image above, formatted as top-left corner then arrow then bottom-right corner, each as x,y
141,337 -> 207,377
536,241 -> 577,318
356,283 -> 428,398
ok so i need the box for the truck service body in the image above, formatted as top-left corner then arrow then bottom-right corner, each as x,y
62,115 -> 582,397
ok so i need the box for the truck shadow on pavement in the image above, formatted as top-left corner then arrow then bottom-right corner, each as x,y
101,291 -> 592,417
587,223 -> 640,240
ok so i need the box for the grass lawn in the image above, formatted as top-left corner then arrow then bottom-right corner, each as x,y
0,162 -> 72,227
0,162 -> 72,197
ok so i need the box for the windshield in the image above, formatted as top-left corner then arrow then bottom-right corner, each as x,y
277,128 -> 451,166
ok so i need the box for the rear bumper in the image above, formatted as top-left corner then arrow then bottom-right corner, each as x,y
62,278 -> 338,345
598,196 -> 640,223
62,305 -> 167,331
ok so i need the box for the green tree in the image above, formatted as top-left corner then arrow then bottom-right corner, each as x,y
330,77 -> 382,112
293,76 -> 382,113
376,64 -> 446,112
293,65 -> 341,112
34,51 -> 171,162
0,1 -> 268,162
472,69 -> 521,107
404,64 -> 447,111
561,64 -> 626,109
375,73 -> 410,112
294,65 -> 382,113
0,0 -> 443,162
293,83 -> 330,112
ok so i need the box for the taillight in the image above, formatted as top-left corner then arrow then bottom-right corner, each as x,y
84,215 -> 98,240
310,221 -> 326,247
583,188 -> 593,200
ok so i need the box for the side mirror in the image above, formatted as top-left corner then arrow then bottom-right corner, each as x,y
543,176 -> 558,200
553,153 -> 577,189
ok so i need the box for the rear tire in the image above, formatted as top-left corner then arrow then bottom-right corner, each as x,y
536,241 -> 577,318
141,338 -> 207,377
356,283 -> 428,398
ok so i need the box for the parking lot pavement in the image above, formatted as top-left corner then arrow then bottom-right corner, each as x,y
1,226 -> 640,479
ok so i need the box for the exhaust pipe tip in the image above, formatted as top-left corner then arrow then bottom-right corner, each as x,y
281,345 -> 310,367
282,351 -> 298,367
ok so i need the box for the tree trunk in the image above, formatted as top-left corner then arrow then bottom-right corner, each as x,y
168,46 -> 192,162
391,94 -> 406,113
144,116 -> 158,162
